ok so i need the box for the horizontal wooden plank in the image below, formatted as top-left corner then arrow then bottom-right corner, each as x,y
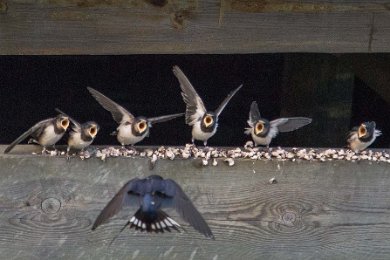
0,145 -> 390,258
0,0 -> 390,54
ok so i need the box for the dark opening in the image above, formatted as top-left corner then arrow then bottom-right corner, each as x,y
0,54 -> 389,148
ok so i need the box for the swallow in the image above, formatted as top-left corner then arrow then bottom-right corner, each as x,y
172,65 -> 242,146
245,101 -> 312,147
92,175 -> 214,240
347,121 -> 381,152
4,114 -> 70,154
55,108 -> 100,156
87,87 -> 183,147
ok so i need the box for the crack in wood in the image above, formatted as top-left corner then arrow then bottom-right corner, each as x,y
368,13 -> 375,52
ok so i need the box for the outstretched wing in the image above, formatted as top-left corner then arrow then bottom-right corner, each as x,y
4,118 -> 54,153
148,113 -> 184,125
271,117 -> 312,133
172,66 -> 206,126
55,108 -> 81,132
87,87 -> 134,124
92,178 -> 140,230
161,179 -> 214,239
247,101 -> 261,127
215,84 -> 243,117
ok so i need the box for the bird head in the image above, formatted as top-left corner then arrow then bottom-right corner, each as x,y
202,112 -> 217,129
56,115 -> 70,131
83,121 -> 100,139
135,117 -> 149,134
254,120 -> 270,136
358,121 -> 376,139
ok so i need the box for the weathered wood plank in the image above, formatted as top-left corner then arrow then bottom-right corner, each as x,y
0,1 -> 390,54
0,145 -> 390,259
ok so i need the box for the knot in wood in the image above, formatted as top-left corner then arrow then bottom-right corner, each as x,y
282,211 -> 296,225
41,198 -> 61,214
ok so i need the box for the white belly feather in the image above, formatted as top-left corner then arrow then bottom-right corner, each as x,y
39,125 -> 64,146
117,124 -> 147,145
191,121 -> 217,141
251,130 -> 273,146
68,132 -> 93,150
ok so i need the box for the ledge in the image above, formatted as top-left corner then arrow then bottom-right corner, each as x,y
0,145 -> 390,258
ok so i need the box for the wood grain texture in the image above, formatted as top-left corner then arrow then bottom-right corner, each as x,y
0,0 -> 390,54
0,145 -> 390,259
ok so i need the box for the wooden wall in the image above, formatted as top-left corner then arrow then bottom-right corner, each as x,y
1,145 -> 390,258
1,0 -> 390,54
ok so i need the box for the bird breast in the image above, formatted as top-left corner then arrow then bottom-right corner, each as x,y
117,123 -> 148,145
192,121 -> 217,141
68,132 -> 93,149
38,125 -> 64,146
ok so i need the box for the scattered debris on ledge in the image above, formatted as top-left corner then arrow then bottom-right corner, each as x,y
28,141 -> 390,165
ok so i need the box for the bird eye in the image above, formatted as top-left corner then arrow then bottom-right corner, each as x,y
61,119 -> 69,128
204,116 -> 213,126
255,122 -> 264,134
89,126 -> 97,136
358,125 -> 367,137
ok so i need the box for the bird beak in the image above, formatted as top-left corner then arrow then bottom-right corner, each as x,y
358,125 -> 367,138
203,115 -> 213,127
61,118 -> 70,130
255,122 -> 264,135
89,126 -> 98,137
137,120 -> 147,133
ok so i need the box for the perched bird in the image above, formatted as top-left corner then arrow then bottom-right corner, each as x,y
87,87 -> 183,147
245,101 -> 312,147
347,121 -> 381,152
172,65 -> 242,146
55,108 -> 100,155
92,175 -> 214,240
4,114 -> 69,154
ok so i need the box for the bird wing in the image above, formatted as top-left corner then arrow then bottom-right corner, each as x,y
215,84 -> 243,117
247,101 -> 261,127
271,117 -> 312,133
87,87 -> 134,124
172,66 -> 206,126
92,178 -> 140,230
148,113 -> 184,125
4,118 -> 54,153
55,108 -> 81,132
161,179 -> 214,239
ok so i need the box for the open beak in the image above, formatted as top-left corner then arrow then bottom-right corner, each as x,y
61,118 -> 70,130
89,126 -> 98,137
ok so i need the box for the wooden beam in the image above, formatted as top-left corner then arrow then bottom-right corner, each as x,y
0,1 -> 390,54
1,145 -> 390,258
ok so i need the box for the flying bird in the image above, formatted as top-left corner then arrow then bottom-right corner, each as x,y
87,87 -> 183,147
347,121 -> 381,152
245,101 -> 312,147
92,175 -> 214,240
172,65 -> 242,146
4,114 -> 69,154
55,108 -> 99,156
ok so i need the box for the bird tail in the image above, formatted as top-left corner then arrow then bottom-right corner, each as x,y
129,208 -> 181,233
